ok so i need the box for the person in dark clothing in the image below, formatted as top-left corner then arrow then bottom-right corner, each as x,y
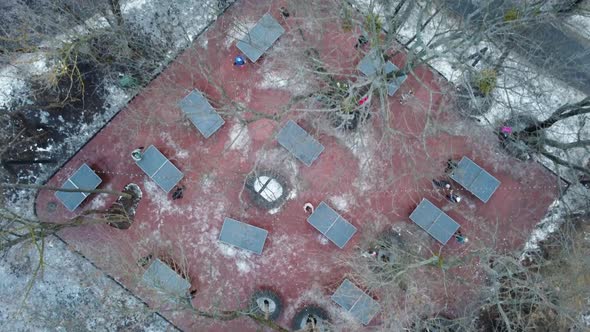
455,229 -> 468,244
448,190 -> 461,203
433,179 -> 451,189
355,35 -> 368,48
279,7 -> 290,18
446,159 -> 458,173
172,185 -> 185,200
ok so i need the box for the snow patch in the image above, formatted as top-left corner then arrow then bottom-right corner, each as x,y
217,243 -> 255,275
257,69 -> 309,94
255,148 -> 301,198
122,0 -> 150,12
0,237 -> 171,331
236,260 -> 252,274
142,179 -> 191,216
329,194 -> 354,212
35,145 -> 53,153
199,36 -> 209,49
317,234 -> 329,245
258,71 -> 290,89
0,66 -> 27,109
89,194 -> 107,210
38,110 -> 50,124
332,126 -> 377,191
567,15 -> 590,40
200,173 -> 216,191
523,184 -> 590,254
103,83 -> 130,111
159,131 -> 190,160
225,122 -> 250,152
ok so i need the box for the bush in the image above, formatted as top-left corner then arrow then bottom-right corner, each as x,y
504,7 -> 520,22
364,13 -> 382,32
476,69 -> 497,96
341,5 -> 353,31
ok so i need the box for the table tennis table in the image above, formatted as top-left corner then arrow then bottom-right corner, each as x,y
357,51 -> 407,96
386,74 -> 408,96
218,218 -> 268,255
450,156 -> 501,203
142,258 -> 191,298
277,120 -> 324,167
332,279 -> 380,325
409,199 -> 460,245
178,89 -> 225,138
236,14 -> 285,63
135,145 -> 184,193
55,163 -> 102,211
307,202 -> 357,249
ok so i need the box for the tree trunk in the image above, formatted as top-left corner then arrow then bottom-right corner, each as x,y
522,97 -> 590,133
109,0 -> 124,27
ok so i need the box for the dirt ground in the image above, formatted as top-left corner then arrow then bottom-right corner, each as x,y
35,0 -> 560,330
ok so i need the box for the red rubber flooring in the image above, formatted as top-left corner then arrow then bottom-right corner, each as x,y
36,0 -> 559,330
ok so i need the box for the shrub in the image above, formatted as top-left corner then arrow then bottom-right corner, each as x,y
476,69 -> 497,96
341,5 -> 352,31
364,13 -> 382,32
504,7 -> 520,22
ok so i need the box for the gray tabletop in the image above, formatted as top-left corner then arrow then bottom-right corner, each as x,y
307,202 -> 356,249
135,145 -> 184,193
450,156 -> 500,203
236,14 -> 285,62
332,279 -> 380,325
409,199 -> 460,245
55,163 -> 102,211
358,51 -> 407,96
218,218 -> 268,255
357,52 -> 398,77
142,259 -> 191,298
179,90 -> 224,139
277,120 -> 324,167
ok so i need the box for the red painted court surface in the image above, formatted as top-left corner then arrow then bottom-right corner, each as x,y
36,1 -> 560,330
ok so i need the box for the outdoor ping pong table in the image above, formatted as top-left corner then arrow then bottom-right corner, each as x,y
55,163 -> 102,211
450,156 -> 501,203
307,202 -> 357,249
218,217 -> 268,255
409,198 -> 460,245
135,145 -> 184,193
277,120 -> 324,167
236,14 -> 285,63
332,279 -> 380,325
357,51 -> 407,96
142,258 -> 191,299
178,89 -> 225,138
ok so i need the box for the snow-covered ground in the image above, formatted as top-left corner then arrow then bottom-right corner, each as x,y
352,0 -> 590,325
1,0 -> 228,330
1,0 -> 588,329
353,0 -> 589,197
0,236 -> 175,331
